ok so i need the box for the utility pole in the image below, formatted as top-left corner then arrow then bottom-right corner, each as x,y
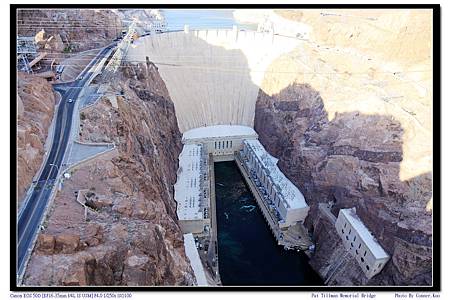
16,36 -> 37,74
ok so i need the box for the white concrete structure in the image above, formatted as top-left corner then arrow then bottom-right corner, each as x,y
183,125 -> 258,158
240,139 -> 309,226
183,233 -> 208,286
335,208 -> 390,279
113,9 -> 167,35
174,144 -> 210,234
148,9 -> 167,33
234,10 -> 311,39
126,29 -> 299,132
176,126 -> 311,251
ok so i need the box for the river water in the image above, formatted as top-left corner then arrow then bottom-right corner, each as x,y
214,161 -> 323,286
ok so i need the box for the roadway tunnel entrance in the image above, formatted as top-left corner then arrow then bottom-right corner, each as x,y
214,161 -> 323,286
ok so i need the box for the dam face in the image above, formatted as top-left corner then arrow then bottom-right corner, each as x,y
126,29 -> 299,132
128,31 -> 309,285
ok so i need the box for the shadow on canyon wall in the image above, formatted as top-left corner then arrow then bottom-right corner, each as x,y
129,30 -> 265,132
254,82 -> 433,285
22,29 -> 433,286
141,32 -> 434,285
23,29 -> 263,287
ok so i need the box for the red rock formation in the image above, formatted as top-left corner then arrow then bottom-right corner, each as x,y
17,9 -> 122,72
17,73 -> 56,205
24,62 -> 195,286
254,83 -> 432,285
17,9 -> 121,53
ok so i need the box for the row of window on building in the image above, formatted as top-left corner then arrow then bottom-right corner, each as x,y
214,140 -> 233,150
243,146 -> 286,213
187,178 -> 197,188
239,139 -> 310,227
340,223 -> 377,271
241,147 -> 296,226
188,147 -> 201,156
183,196 -> 197,209
175,144 -> 207,221
188,161 -> 200,171
335,208 -> 390,279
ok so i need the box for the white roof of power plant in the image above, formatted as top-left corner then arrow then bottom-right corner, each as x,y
183,233 -> 208,286
183,125 -> 257,142
174,144 -> 204,220
340,208 -> 389,259
244,139 -> 307,210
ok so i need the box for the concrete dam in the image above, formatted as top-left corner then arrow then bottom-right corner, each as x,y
126,28 -> 300,132
126,29 -> 312,284
126,29 -> 390,285
17,8 -> 432,287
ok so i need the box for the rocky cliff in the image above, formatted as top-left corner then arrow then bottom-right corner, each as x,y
17,73 -> 56,205
254,10 -> 432,285
23,62 -> 195,286
17,9 -> 121,53
17,9 -> 122,72
16,7 -> 120,201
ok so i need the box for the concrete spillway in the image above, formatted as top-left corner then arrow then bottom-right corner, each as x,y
126,29 -> 299,132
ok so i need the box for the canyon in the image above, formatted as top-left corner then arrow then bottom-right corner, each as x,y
24,62 -> 195,286
17,8 -> 433,286
253,9 -> 432,285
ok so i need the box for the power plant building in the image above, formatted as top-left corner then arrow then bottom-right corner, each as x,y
335,208 -> 390,279
176,126 -> 312,251
183,125 -> 258,159
174,143 -> 210,235
240,139 -> 309,227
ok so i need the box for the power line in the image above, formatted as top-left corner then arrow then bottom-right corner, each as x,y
42,62 -> 430,78
52,60 -> 432,76
17,25 -> 127,29
29,52 -> 430,76
15,21 -> 241,27
16,26 -> 431,81
40,76 -> 429,93
107,61 -> 432,74
16,24 -> 235,29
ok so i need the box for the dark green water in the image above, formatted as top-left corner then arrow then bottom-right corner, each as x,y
215,161 -> 324,286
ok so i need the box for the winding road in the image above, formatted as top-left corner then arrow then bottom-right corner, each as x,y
17,44 -> 115,277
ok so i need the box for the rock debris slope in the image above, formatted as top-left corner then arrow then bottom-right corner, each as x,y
17,73 -> 56,205
24,62 -> 195,286
18,8 -> 433,286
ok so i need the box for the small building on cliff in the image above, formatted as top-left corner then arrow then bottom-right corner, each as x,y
335,207 -> 390,279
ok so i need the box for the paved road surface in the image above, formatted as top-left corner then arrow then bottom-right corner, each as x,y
17,44 -> 115,277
